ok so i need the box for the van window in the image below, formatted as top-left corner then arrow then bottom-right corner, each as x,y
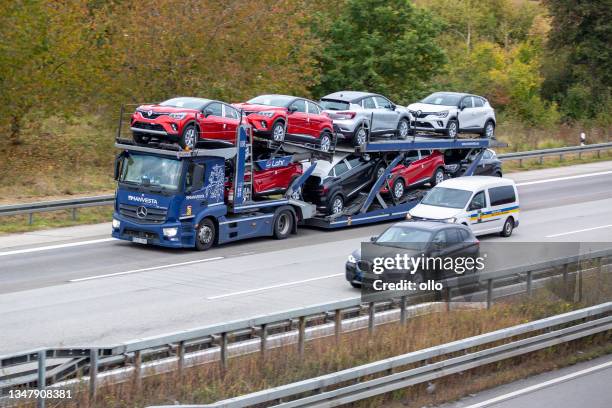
469,191 -> 486,210
489,185 -> 516,206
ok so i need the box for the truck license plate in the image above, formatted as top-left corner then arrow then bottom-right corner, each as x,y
132,237 -> 147,244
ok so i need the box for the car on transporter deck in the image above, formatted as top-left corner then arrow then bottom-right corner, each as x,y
380,150 -> 446,199
233,94 -> 334,152
407,92 -> 496,139
131,97 -> 241,149
319,91 -> 411,146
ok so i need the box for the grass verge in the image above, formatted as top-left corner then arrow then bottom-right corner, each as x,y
0,207 -> 113,235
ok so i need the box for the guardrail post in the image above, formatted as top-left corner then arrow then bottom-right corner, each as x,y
486,279 -> 493,309
28,213 -> 33,225
539,156 -> 543,165
368,302 -> 375,334
518,158 -> 523,167
260,324 -> 268,358
596,257 -> 603,302
577,268 -> 583,303
220,332 -> 228,372
37,350 -> 46,408
298,316 -> 306,356
526,271 -> 533,296
400,296 -> 407,325
71,208 -> 77,221
597,150 -> 601,158
563,263 -> 570,299
89,348 -> 98,403
177,341 -> 185,376
334,309 -> 342,344
133,350 -> 142,388
560,153 -> 564,161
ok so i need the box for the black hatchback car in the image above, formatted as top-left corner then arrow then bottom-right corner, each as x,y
346,221 -> 480,288
445,148 -> 502,178
302,153 -> 385,215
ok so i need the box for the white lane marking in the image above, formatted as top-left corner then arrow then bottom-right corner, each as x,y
462,359 -> 612,408
207,273 -> 344,300
516,170 -> 612,186
545,224 -> 612,238
69,257 -> 224,282
0,238 -> 115,257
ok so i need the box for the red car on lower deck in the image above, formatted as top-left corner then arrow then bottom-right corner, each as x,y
381,150 -> 446,199
234,94 -> 335,152
131,97 -> 241,149
226,156 -> 303,200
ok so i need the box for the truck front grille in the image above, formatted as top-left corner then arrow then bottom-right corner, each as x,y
119,204 -> 167,224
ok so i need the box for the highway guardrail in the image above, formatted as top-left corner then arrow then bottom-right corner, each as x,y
1,142 -> 611,225
1,248 -> 610,407
150,301 -> 612,408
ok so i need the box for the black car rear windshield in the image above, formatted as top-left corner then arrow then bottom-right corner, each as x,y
247,95 -> 294,107
319,99 -> 350,111
421,93 -> 462,106
160,97 -> 209,109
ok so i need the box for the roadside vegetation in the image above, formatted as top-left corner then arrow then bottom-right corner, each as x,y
13,273 -> 611,408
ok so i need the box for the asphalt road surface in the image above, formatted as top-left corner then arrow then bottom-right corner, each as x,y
1,161 -> 612,354
435,354 -> 612,408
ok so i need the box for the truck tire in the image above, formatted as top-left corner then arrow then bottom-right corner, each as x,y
273,209 -> 294,239
195,218 -> 216,251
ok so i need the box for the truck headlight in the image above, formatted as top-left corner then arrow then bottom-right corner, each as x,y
347,254 -> 356,263
163,227 -> 178,237
112,218 -> 121,229
436,111 -> 449,118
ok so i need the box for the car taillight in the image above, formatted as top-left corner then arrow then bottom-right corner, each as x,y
335,111 -> 356,120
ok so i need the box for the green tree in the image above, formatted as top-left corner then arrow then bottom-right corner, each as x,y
310,0 -> 446,103
542,0 -> 612,121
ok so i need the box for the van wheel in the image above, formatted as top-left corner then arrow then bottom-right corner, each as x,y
500,217 -> 514,237
431,167 -> 445,186
273,210 -> 293,239
195,218 -> 216,251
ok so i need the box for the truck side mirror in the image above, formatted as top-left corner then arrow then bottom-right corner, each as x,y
114,155 -> 123,181
191,164 -> 205,191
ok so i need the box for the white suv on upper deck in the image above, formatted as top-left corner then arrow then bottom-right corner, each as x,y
407,92 -> 496,139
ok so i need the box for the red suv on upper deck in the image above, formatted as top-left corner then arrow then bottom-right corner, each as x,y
131,97 -> 242,149
234,94 -> 334,152
381,150 -> 446,199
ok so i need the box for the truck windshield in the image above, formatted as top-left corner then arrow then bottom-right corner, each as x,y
120,155 -> 183,191
421,187 -> 472,209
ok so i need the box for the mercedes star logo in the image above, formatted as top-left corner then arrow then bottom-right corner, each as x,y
136,206 -> 148,219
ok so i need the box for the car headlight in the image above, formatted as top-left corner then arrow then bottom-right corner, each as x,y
256,111 -> 275,118
112,218 -> 121,229
445,217 -> 457,223
163,227 -> 178,237
347,254 -> 357,263
436,111 -> 449,118
169,112 -> 187,120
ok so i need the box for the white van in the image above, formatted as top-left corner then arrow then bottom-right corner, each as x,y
408,176 -> 519,237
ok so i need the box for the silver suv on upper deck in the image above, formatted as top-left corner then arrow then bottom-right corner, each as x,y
320,91 -> 411,146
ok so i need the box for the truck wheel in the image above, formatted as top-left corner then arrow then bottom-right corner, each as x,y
500,217 -> 514,237
430,167 -> 445,186
392,178 -> 405,199
273,210 -> 293,239
180,124 -> 198,150
195,218 -> 216,251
